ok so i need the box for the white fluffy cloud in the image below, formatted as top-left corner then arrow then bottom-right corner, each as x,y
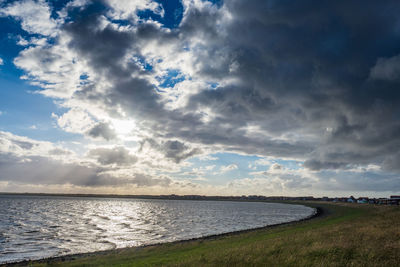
52,109 -> 95,134
0,0 -> 57,36
105,0 -> 163,20
14,35 -> 86,98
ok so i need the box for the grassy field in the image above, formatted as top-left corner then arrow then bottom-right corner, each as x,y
16,202 -> 400,267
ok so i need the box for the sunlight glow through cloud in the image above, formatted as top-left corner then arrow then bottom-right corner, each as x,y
111,119 -> 136,136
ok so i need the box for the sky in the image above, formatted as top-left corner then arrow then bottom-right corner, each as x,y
0,0 -> 400,197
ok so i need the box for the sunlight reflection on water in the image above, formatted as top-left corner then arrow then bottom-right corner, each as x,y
0,195 -> 314,264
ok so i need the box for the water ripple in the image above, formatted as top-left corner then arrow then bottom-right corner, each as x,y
0,195 -> 314,264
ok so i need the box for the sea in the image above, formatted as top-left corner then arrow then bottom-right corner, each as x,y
0,194 -> 315,264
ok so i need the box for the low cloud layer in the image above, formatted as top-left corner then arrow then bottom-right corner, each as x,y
0,131 -> 171,189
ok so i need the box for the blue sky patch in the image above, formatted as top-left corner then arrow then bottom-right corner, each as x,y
157,69 -> 185,88
138,0 -> 183,29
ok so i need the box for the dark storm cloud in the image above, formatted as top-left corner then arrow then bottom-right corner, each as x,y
370,55 -> 400,81
58,2 -> 314,162
162,140 -> 201,163
58,0 -> 400,183
140,138 -> 201,163
303,160 -> 350,171
178,0 -> 400,172
64,8 -> 177,119
316,170 -> 400,192
382,152 -> 400,172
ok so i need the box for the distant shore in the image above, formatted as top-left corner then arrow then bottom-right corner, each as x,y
0,191 -> 349,203
3,192 -> 397,205
0,192 -> 312,201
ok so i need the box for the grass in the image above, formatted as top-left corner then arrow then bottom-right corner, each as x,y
16,202 -> 400,267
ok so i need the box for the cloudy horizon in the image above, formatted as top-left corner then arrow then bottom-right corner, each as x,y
1,0 -> 400,197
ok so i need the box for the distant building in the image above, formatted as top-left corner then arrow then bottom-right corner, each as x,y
378,198 -> 389,205
347,196 -> 356,203
357,197 -> 368,204
389,196 -> 400,205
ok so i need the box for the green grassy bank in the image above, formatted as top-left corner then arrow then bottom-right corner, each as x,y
14,202 -> 400,267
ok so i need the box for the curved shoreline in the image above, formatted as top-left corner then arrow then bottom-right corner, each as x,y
3,203 -> 322,266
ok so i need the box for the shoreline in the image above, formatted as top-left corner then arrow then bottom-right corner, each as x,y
3,203 -> 322,266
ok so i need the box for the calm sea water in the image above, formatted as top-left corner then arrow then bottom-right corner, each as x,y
0,195 -> 315,264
